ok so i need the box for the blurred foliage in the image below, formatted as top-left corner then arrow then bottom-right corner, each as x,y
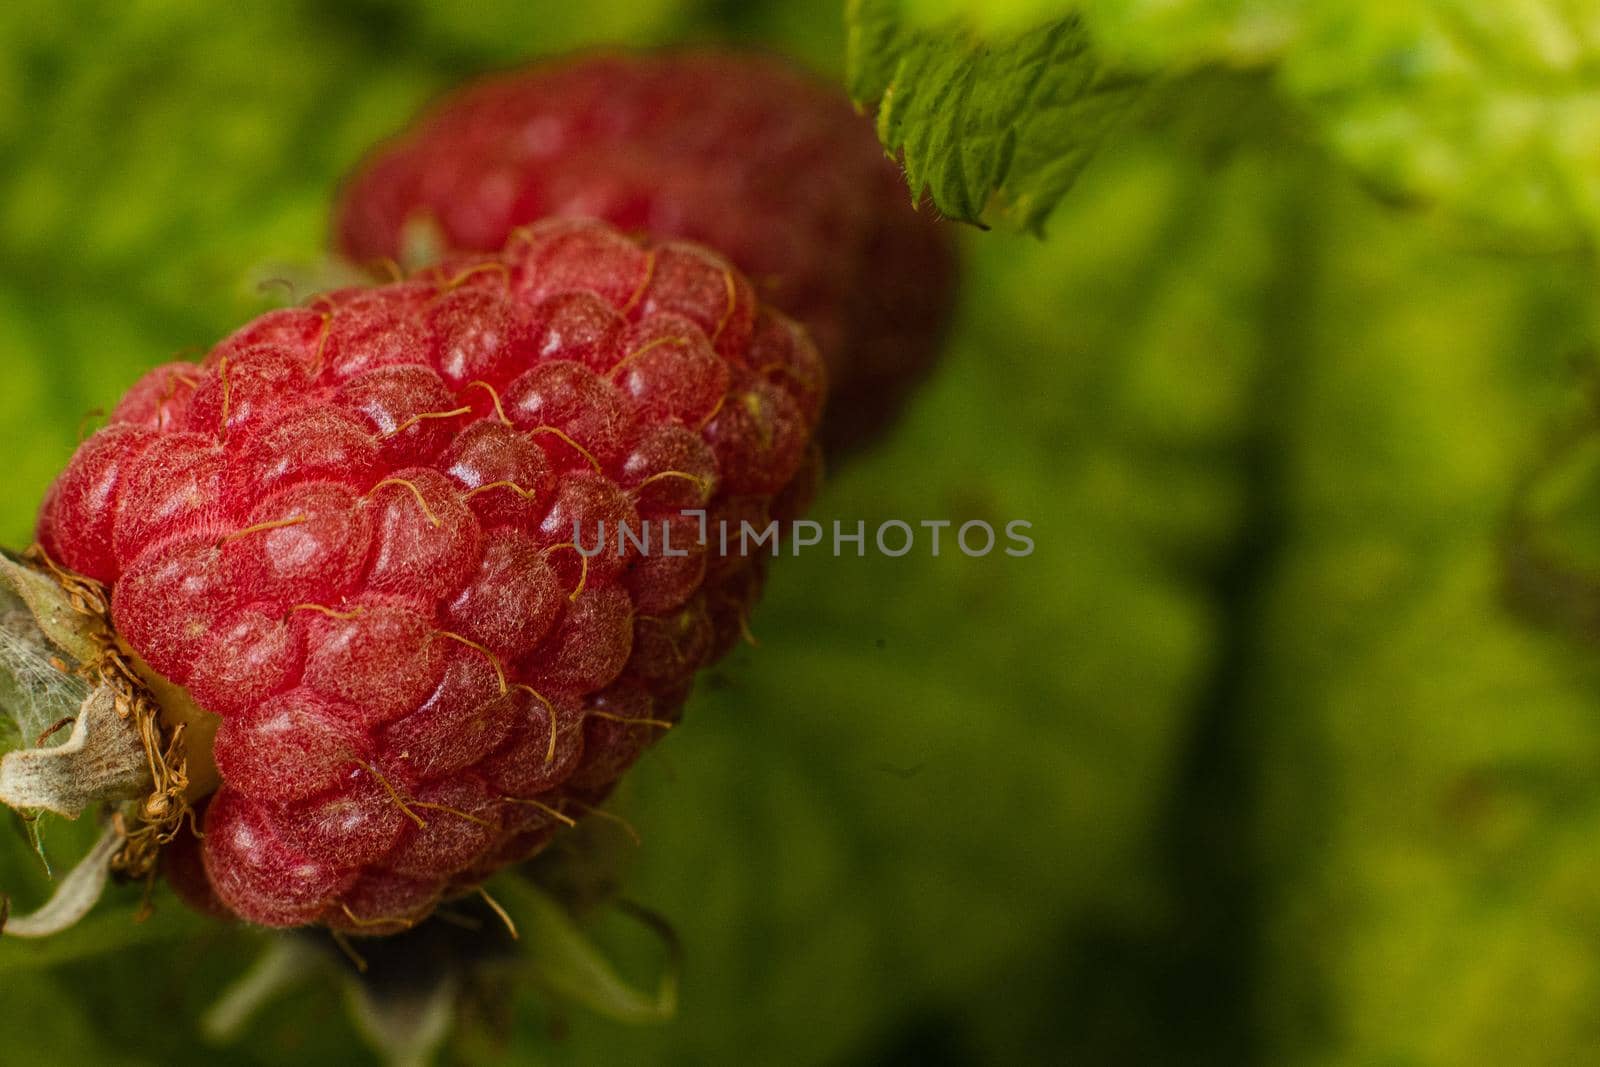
2,1 -> 1600,1066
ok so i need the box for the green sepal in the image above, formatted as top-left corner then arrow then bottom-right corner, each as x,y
489,875 -> 680,1025
0,553 -> 100,668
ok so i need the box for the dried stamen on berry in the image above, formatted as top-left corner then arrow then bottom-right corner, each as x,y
440,260 -> 512,293
378,407 -> 472,440
355,758 -> 427,830
478,887 -> 518,940
410,800 -> 494,829
511,684 -> 560,763
630,470 -> 713,499
290,604 -> 367,620
367,478 -> 442,528
219,516 -> 310,547
607,335 -> 694,383
435,630 -> 508,694
464,480 -> 542,501
464,380 -> 512,425
338,902 -> 416,934
585,710 -> 675,732
540,543 -> 591,602
218,356 -> 234,437
525,427 -> 601,474
499,796 -> 576,828
711,270 -> 737,344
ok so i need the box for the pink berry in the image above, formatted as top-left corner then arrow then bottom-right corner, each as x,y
334,49 -> 957,454
36,220 -> 822,929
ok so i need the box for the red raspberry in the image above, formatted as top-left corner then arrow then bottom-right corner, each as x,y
334,49 -> 957,455
37,219 -> 823,931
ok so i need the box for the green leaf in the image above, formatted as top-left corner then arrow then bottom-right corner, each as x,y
856,0 -> 1600,246
846,0 -> 1145,232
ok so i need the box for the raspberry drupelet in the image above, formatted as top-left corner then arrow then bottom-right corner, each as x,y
36,219 -> 823,931
334,49 -> 955,455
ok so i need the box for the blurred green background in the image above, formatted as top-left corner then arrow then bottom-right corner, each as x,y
4,1 -> 1600,1064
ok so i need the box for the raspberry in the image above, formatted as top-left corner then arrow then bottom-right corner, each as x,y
334,50 -> 957,454
36,219 -> 823,931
